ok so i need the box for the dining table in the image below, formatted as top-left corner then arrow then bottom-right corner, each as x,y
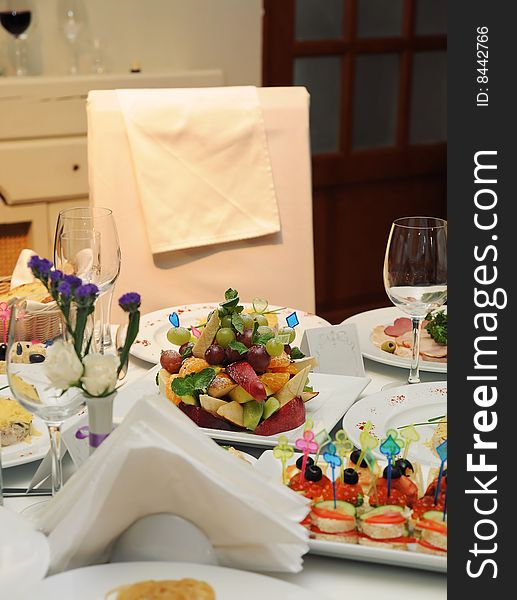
2,349 -> 447,600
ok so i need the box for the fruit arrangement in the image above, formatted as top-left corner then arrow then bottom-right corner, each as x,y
157,289 -> 318,435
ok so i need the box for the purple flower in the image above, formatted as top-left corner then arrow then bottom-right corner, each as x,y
27,256 -> 53,280
119,292 -> 141,313
64,275 -> 82,290
49,270 -> 64,285
57,281 -> 72,299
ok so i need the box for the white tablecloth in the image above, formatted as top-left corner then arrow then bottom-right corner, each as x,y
2,356 -> 447,600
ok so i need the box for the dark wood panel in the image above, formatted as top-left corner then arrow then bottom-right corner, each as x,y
314,174 -> 447,323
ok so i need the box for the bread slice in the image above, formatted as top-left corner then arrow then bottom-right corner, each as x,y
0,281 -> 52,304
0,397 -> 33,446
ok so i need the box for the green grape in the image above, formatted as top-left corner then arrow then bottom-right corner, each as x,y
257,325 -> 274,337
215,327 -> 236,348
278,326 -> 296,344
241,313 -> 254,330
266,338 -> 284,357
221,315 -> 233,329
167,326 -> 191,346
251,313 -> 268,326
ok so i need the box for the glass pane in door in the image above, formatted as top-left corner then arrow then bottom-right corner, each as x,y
352,53 -> 400,149
410,51 -> 447,144
357,0 -> 403,38
415,0 -> 447,35
294,56 -> 342,154
295,0 -> 344,40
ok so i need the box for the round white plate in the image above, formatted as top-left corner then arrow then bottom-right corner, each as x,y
131,302 -> 330,364
342,306 -> 447,373
21,561 -> 315,600
0,399 -> 50,468
0,506 -> 50,595
343,381 -> 447,466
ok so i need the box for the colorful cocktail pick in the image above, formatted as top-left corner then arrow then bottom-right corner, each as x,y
168,312 -> 180,327
334,429 -> 354,482
313,428 -> 331,463
295,418 -> 319,479
353,421 -> 378,473
323,442 -> 342,508
379,434 -> 402,497
385,428 -> 405,455
400,425 -> 420,460
273,435 -> 294,484
434,439 -> 447,506
0,302 -> 11,344
286,312 -> 300,328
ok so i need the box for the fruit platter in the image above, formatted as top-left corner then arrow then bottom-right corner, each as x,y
157,289 -> 321,436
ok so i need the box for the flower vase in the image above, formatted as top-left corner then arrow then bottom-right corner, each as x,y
85,392 -> 116,454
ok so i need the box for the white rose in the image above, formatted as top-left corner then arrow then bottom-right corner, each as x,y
44,341 -> 83,390
81,353 -> 119,397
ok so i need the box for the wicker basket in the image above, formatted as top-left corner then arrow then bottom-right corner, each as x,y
0,277 -> 62,343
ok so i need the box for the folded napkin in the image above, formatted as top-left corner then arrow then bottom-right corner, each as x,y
34,394 -> 309,574
112,86 -> 281,254
10,248 -> 36,289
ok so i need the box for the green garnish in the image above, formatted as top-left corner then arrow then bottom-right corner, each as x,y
231,312 -> 244,334
229,340 -> 249,355
290,347 -> 305,359
253,330 -> 275,345
171,368 -> 217,399
424,310 -> 447,345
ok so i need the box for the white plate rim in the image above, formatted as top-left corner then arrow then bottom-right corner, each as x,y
342,306 -> 447,373
25,561 -> 315,599
342,381 -> 447,466
0,412 -> 50,468
131,302 -> 330,364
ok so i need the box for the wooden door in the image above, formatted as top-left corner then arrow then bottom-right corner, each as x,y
263,0 -> 447,323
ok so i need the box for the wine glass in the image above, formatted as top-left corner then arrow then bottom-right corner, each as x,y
6,302 -> 85,495
0,0 -> 32,76
54,207 -> 121,350
57,0 -> 84,75
383,216 -> 447,384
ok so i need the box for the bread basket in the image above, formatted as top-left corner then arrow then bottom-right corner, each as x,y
0,277 -> 62,343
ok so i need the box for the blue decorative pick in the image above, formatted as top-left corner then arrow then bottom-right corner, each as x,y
286,312 -> 300,328
434,439 -> 447,506
379,434 -> 402,497
442,487 -> 448,522
323,442 -> 342,508
168,312 -> 180,327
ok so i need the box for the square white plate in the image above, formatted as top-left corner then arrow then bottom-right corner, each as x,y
114,366 -> 370,448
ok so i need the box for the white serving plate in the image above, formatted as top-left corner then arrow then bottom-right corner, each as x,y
131,302 -> 330,364
18,561 -> 315,600
0,377 -> 50,468
343,381 -> 447,467
255,450 -> 446,573
115,365 -> 370,448
342,306 -> 447,373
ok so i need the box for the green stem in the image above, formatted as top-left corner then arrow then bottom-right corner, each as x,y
118,311 -> 140,376
74,306 -> 89,359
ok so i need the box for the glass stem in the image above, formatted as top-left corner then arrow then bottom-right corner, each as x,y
48,423 -> 63,495
14,36 -> 25,76
408,317 -> 422,384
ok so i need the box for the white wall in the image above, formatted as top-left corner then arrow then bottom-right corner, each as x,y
0,0 -> 262,85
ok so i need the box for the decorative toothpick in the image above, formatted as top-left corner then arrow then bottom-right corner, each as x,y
353,421 -> 378,473
295,418 -> 319,479
434,439 -> 447,506
379,434 -> 402,497
273,435 -> 294,484
286,312 -> 300,328
0,302 -> 11,344
400,425 -> 420,460
323,443 -> 342,508
313,428 -> 331,463
334,429 -> 354,482
168,312 -> 180,327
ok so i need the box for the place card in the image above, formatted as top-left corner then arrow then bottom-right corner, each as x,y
299,323 -> 365,377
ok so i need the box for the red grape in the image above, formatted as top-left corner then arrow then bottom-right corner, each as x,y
236,329 -> 253,348
284,344 -> 292,356
179,342 -> 194,357
247,345 -> 271,374
160,349 -> 182,374
205,343 -> 226,365
225,346 -> 246,364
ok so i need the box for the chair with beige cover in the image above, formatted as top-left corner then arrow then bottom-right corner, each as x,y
86,87 -> 315,324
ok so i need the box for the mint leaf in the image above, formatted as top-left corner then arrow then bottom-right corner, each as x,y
231,312 -> 244,334
253,331 -> 274,345
180,344 -> 193,359
225,288 -> 238,301
229,340 -> 248,355
171,368 -> 217,398
290,347 -> 305,359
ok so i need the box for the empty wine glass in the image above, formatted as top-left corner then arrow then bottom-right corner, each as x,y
57,0 -> 84,75
6,302 -> 85,495
383,216 -> 447,384
0,0 -> 32,76
54,207 -> 121,351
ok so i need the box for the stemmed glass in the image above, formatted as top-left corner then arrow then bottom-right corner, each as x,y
0,0 -> 32,76
6,302 -> 85,496
54,207 -> 121,351
383,216 -> 447,384
57,0 -> 84,75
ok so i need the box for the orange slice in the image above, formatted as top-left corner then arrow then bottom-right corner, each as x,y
179,357 -> 210,377
259,372 -> 290,394
268,351 -> 291,369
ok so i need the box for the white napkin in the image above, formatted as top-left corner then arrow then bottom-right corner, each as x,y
35,394 -> 309,574
113,86 -> 281,254
10,248 -> 36,289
